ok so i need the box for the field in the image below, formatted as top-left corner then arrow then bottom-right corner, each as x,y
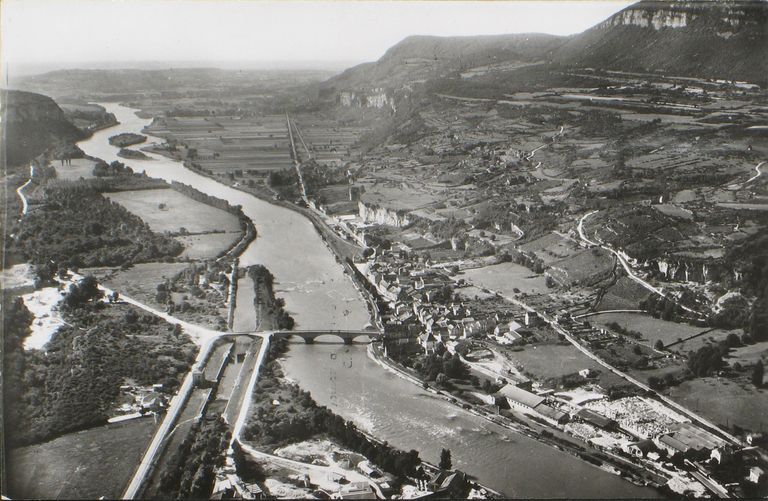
519,232 -> 580,265
293,115 -> 370,165
548,247 -> 615,286
504,343 -> 625,389
462,262 -> 550,295
7,417 -> 156,499
594,312 -> 703,349
145,114 -> 293,172
176,233 -> 241,260
665,377 -> 768,432
106,188 -> 241,234
85,262 -> 190,306
596,276 -> 651,311
53,157 -> 98,180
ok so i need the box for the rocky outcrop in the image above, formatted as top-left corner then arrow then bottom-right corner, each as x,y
1,90 -> 85,167
358,201 -> 411,227
651,257 -> 732,284
339,88 -> 396,112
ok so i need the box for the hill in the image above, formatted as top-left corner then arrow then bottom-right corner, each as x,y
1,90 -> 85,168
552,0 -> 768,84
323,33 -> 564,92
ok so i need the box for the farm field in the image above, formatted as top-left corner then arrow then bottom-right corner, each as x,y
505,343 -> 625,389
53,158 -> 98,180
293,115 -> 371,165
596,276 -> 651,311
664,377 -> 768,432
594,313 -> 703,349
462,262 -> 550,295
107,188 -> 241,234
7,417 -> 156,500
519,232 -> 580,265
177,232 -> 241,260
85,262 -> 190,306
548,247 -> 615,286
145,115 -> 293,172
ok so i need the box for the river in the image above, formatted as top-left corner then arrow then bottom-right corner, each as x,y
77,103 -> 660,498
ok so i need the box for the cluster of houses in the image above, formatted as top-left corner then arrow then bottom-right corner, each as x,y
366,250 -> 546,356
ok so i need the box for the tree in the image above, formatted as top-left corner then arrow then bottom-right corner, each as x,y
654,339 -> 664,351
439,448 -> 452,470
753,360 -> 764,388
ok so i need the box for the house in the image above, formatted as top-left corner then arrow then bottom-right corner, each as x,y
524,311 -> 545,327
337,481 -> 376,499
495,384 -> 545,411
748,466 -> 764,484
575,408 -> 618,431
418,332 -> 439,354
624,439 -> 657,458
710,446 -> 733,465
427,470 -> 467,497
356,461 -> 382,478
579,368 -> 597,378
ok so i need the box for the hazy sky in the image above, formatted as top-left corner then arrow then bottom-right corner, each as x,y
2,0 -> 633,72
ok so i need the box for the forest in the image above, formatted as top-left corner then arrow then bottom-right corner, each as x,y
3,277 -> 198,447
11,183 -> 183,269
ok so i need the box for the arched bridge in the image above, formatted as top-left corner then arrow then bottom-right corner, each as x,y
230,329 -> 382,344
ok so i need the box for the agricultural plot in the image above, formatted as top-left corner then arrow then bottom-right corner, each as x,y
293,116 -> 371,165
86,262 -> 191,307
548,247 -> 615,286
462,262 -> 550,295
665,378 -> 768,432
520,233 -> 581,266
106,188 -> 240,234
7,418 -> 156,500
596,276 -> 651,311
594,312 -> 702,349
53,157 -> 98,180
146,115 -> 293,172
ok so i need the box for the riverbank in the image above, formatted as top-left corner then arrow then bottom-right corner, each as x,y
366,341 -> 669,495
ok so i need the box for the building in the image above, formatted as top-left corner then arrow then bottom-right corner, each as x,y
495,385 -> 569,425
357,460 -> 382,479
748,466 -> 764,484
654,422 -> 725,457
427,471 -> 467,498
623,439 -> 657,458
575,408 -> 618,431
337,481 -> 376,500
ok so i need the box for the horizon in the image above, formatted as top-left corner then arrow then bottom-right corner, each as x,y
2,1 -> 633,78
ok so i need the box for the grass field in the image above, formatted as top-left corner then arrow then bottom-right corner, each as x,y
596,277 -> 651,311
176,232 -> 241,260
107,188 -> 241,234
519,232 -> 580,265
665,377 -> 768,432
7,417 -> 156,499
54,158 -> 98,180
548,247 -> 615,286
505,343 -> 625,389
594,313 -> 702,349
87,262 -> 191,306
462,262 -> 550,295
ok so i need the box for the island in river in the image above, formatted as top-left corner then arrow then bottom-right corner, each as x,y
109,132 -> 146,147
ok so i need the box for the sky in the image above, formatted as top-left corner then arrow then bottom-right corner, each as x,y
1,0 -> 633,74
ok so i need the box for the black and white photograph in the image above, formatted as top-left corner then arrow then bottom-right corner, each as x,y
1,0 -> 767,499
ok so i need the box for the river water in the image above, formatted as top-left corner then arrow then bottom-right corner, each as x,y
77,104 -> 659,498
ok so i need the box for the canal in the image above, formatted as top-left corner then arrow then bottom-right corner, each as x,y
77,103 -> 660,498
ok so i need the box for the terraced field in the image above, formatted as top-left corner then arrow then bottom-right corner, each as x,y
293,115 -> 370,165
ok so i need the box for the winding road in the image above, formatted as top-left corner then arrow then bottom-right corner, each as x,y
16,164 -> 34,216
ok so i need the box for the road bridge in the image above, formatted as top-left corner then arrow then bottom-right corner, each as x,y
231,329 -> 381,344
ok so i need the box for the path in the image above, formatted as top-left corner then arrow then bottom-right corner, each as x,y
16,164 -> 34,216
576,211 -> 704,318
746,161 -> 765,184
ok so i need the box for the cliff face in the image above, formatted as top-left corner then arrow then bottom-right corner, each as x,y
1,90 -> 84,167
553,0 -> 768,84
358,201 -> 411,227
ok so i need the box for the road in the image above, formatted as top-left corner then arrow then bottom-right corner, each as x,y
576,211 -> 703,318
122,336 -> 217,499
746,160 -> 766,184
16,164 -> 34,216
